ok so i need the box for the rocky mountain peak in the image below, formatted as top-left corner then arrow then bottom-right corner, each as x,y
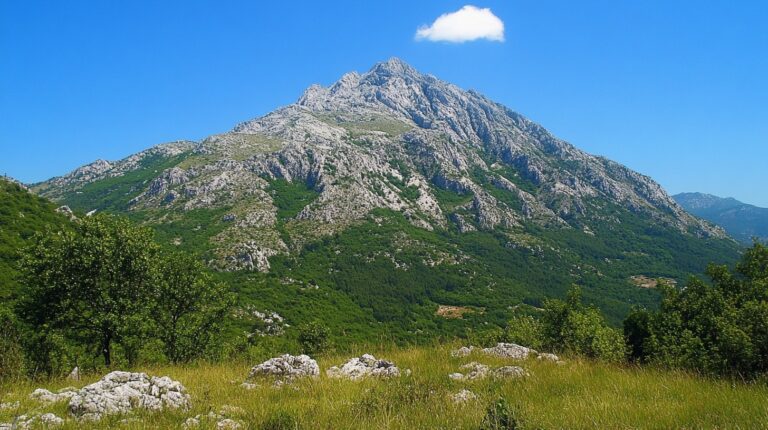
35,59 -> 730,274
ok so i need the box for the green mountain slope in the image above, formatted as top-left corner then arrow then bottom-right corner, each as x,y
0,178 -> 70,306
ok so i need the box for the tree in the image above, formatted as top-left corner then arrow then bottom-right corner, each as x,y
153,253 -> 233,363
19,214 -> 158,367
633,241 -> 768,376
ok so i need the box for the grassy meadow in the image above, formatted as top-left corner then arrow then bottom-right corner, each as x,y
2,343 -> 767,429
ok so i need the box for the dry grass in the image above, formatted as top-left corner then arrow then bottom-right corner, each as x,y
2,344 -> 768,429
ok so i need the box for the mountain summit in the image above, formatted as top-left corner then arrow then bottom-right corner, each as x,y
32,58 -> 736,321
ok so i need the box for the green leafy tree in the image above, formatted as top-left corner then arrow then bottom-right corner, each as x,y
623,307 -> 652,362
153,253 -> 234,363
633,242 -> 768,376
19,214 -> 159,367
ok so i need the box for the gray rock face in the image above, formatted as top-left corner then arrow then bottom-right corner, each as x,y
34,58 -> 726,273
247,354 -> 319,383
326,354 -> 405,380
67,371 -> 190,421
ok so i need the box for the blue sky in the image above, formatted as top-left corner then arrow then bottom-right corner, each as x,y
1,1 -> 766,206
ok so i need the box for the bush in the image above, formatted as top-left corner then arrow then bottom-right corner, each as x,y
480,397 -> 519,430
468,326 -> 506,348
0,308 -> 25,381
541,286 -> 626,362
504,315 -> 544,350
261,411 -> 300,430
629,242 -> 768,377
22,328 -> 73,379
297,321 -> 330,355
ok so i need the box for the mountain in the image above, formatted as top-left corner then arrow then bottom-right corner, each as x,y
674,192 -> 768,244
0,177 -> 70,306
31,58 -> 739,332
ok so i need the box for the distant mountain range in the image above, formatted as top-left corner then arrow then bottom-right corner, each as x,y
673,193 -> 768,244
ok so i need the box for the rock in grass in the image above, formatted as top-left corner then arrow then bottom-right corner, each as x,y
183,417 -> 201,429
39,413 -> 65,427
449,362 -> 490,381
451,389 -> 477,404
68,371 -> 190,421
326,354 -> 405,380
216,418 -> 243,429
451,346 -> 475,357
0,413 -> 65,429
0,401 -> 19,410
68,366 -> 80,381
482,343 -> 537,359
29,387 -> 77,403
537,352 -> 562,363
450,362 -> 528,380
493,366 -> 529,378
248,354 -> 320,383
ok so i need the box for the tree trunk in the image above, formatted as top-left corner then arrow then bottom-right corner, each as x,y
102,334 -> 112,367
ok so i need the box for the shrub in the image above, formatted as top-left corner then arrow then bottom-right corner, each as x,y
480,397 -> 519,430
0,308 -> 25,381
468,326 -> 506,347
261,411 -> 300,430
541,285 -> 626,362
504,315 -> 544,350
297,321 -> 330,355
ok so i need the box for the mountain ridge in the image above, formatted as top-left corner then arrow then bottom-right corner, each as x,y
674,192 -> 768,244
29,58 -> 739,327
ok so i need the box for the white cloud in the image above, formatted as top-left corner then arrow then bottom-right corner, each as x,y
415,5 -> 505,43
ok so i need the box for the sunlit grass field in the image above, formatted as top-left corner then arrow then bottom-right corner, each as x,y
2,343 -> 768,429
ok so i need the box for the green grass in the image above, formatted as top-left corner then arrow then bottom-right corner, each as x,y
2,343 -> 767,429
268,180 -> 320,221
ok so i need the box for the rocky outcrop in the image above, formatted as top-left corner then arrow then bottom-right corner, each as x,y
482,343 -> 537,359
247,354 -> 320,384
454,343 -> 563,363
326,354 -> 406,380
67,371 -> 190,421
